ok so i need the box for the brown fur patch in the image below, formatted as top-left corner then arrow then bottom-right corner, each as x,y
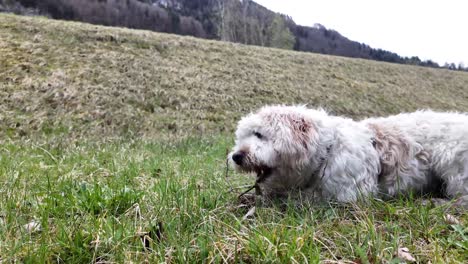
283,114 -> 315,150
368,123 -> 411,182
261,111 -> 316,150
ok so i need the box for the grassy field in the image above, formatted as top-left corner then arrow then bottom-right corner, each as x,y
0,14 -> 467,263
1,138 -> 467,263
2,14 -> 468,140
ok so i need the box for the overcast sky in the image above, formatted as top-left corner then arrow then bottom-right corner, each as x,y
254,0 -> 467,66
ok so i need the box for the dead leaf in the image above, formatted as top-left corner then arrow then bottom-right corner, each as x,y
397,247 -> 416,262
23,220 -> 41,233
444,214 -> 460,225
242,206 -> 256,220
139,221 -> 163,251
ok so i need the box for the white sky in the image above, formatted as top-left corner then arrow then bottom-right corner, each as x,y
254,0 -> 468,66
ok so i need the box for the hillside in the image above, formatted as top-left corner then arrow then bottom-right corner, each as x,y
1,14 -> 468,140
3,0 -> 465,70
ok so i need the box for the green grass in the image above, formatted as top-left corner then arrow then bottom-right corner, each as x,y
1,14 -> 468,263
0,137 -> 466,263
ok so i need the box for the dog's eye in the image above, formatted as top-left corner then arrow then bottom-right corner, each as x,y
254,132 -> 263,139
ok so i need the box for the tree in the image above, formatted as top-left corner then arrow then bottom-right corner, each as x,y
458,62 -> 465,71
267,14 -> 295,50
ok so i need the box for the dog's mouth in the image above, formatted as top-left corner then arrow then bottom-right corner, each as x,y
229,154 -> 274,189
237,165 -> 274,198
254,166 -> 273,184
237,163 -> 274,183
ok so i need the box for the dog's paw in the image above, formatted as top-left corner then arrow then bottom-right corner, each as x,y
420,198 -> 450,207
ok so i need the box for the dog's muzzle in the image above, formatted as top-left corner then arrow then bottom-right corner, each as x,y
231,151 -> 245,166
231,151 -> 274,181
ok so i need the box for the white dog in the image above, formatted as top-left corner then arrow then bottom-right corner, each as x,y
229,105 -> 468,206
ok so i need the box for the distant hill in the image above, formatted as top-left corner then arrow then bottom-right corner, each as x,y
1,14 -> 468,140
1,0 -> 466,71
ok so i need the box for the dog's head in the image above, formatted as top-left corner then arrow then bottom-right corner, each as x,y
229,105 -> 324,179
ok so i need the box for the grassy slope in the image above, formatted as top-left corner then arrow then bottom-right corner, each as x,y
0,14 -> 467,263
1,14 -> 468,139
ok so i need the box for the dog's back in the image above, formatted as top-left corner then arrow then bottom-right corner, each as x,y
363,110 -> 468,201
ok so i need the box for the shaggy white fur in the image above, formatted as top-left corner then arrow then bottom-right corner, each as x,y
229,105 -> 468,205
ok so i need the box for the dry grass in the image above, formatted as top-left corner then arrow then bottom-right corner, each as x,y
1,14 -> 468,140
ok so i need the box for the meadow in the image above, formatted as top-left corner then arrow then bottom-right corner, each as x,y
0,14 -> 467,263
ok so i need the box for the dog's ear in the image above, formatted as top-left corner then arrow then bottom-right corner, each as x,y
279,113 -> 316,154
289,116 -> 315,150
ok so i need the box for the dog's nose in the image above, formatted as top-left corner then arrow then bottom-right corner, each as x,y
232,152 -> 245,165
